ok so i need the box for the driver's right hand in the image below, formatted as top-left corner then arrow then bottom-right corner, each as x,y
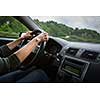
35,32 -> 49,42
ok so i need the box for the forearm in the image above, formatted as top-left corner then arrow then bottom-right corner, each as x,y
7,37 -> 23,50
14,37 -> 40,62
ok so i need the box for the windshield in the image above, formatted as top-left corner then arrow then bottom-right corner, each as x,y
31,16 -> 100,43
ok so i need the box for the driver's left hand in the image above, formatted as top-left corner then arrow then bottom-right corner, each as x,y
20,31 -> 33,40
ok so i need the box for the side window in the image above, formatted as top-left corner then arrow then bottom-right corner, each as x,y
0,16 -> 29,38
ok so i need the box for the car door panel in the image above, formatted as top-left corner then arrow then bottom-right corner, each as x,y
0,37 -> 15,46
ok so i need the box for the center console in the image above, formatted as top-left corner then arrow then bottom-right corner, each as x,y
57,56 -> 90,82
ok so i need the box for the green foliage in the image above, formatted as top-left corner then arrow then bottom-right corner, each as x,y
0,16 -> 29,37
34,19 -> 100,43
0,31 -> 17,37
0,17 -> 100,43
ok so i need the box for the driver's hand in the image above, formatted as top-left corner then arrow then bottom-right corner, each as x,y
36,32 -> 48,42
20,31 -> 33,40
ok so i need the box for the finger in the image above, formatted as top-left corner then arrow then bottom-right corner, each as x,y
26,31 -> 33,35
27,31 -> 33,33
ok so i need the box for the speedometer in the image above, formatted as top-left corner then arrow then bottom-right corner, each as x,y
49,45 -> 58,54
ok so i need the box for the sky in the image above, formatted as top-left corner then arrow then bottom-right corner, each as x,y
31,16 -> 100,33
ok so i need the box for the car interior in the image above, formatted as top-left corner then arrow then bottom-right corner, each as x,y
0,16 -> 100,83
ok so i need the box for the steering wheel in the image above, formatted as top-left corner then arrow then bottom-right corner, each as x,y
19,30 -> 46,67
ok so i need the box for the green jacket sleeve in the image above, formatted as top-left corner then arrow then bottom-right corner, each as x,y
0,54 -> 20,74
0,45 -> 13,57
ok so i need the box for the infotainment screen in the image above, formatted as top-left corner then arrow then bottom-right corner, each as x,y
62,65 -> 81,77
60,56 -> 89,80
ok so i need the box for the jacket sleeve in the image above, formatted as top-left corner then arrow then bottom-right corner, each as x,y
0,45 -> 13,57
0,54 -> 20,74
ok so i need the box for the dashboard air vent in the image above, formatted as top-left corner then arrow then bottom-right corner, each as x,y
66,48 -> 79,56
81,50 -> 99,60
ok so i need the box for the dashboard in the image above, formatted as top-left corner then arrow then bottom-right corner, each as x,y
44,36 -> 100,82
